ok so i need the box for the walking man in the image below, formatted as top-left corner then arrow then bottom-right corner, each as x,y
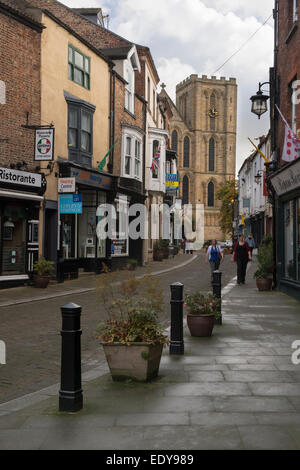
206,239 -> 224,282
246,233 -> 255,256
231,234 -> 252,285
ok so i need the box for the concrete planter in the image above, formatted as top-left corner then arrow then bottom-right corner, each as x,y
256,278 -> 272,291
187,313 -> 215,337
102,342 -> 163,382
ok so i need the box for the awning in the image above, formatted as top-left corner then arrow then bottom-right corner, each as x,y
0,189 -> 44,202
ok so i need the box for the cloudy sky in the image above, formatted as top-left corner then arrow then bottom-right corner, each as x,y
61,0 -> 274,172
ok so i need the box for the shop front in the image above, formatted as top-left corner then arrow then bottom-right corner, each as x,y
57,161 -> 116,280
0,167 -> 46,288
271,158 -> 300,301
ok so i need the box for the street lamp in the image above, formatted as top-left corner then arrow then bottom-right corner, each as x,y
250,82 -> 270,119
254,170 -> 264,185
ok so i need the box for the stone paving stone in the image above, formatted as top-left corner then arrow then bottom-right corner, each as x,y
184,364 -> 229,371
255,413 -> 300,425
249,383 -> 300,396
214,396 -> 295,413
163,382 -> 250,397
142,396 -> 215,413
276,364 -> 300,371
215,356 -> 248,364
223,371 -> 292,383
237,425 -> 299,450
116,412 -> 190,426
288,397 -> 300,411
161,356 -> 216,365
142,425 -> 244,450
190,412 -> 257,426
0,429 -> 48,450
187,371 -> 224,382
228,364 -> 278,371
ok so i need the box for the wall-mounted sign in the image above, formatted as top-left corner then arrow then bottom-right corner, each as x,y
59,194 -> 82,214
35,128 -> 54,161
270,158 -> 300,196
58,178 -> 75,193
166,173 -> 179,190
0,167 -> 42,188
70,168 -> 113,190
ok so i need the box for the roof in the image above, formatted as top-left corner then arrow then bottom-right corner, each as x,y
136,44 -> 160,84
101,45 -> 133,60
0,0 -> 43,29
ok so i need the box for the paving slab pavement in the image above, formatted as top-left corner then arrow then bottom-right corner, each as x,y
0,261 -> 300,450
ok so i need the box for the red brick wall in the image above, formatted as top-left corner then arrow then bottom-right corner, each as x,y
113,75 -> 145,176
0,11 -> 41,171
276,0 -> 300,164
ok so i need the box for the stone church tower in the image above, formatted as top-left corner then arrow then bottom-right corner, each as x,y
161,74 -> 237,242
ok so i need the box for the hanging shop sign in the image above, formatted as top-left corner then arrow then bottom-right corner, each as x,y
0,167 -> 42,189
166,174 -> 179,190
70,168 -> 113,190
35,128 -> 54,161
59,194 -> 82,214
58,178 -> 76,193
270,159 -> 300,196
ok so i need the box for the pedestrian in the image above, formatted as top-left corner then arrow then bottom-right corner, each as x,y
206,239 -> 224,282
181,238 -> 186,254
245,233 -> 255,256
231,234 -> 252,285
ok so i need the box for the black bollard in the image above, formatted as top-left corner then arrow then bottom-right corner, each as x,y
59,302 -> 83,412
170,282 -> 184,355
212,270 -> 222,325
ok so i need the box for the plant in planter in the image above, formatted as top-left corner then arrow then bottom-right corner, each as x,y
185,292 -> 221,337
96,272 -> 168,382
159,239 -> 170,259
33,258 -> 54,288
153,241 -> 164,261
126,258 -> 138,271
254,237 -> 274,291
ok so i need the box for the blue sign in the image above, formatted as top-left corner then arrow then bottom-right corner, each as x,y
59,194 -> 82,214
165,173 -> 179,190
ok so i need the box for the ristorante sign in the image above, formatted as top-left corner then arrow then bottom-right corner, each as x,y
0,167 -> 42,189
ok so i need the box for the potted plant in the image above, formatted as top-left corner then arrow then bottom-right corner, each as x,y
185,292 -> 221,337
33,258 -> 54,288
126,259 -> 138,271
254,236 -> 274,291
96,273 -> 168,382
153,241 -> 163,261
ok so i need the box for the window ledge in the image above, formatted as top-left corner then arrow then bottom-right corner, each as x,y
285,22 -> 298,44
124,108 -> 136,120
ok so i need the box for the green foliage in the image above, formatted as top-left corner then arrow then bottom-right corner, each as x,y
127,259 -> 138,267
254,238 -> 274,279
141,351 -> 149,360
33,258 -> 54,277
216,180 -> 238,236
95,271 -> 169,346
185,292 -> 221,317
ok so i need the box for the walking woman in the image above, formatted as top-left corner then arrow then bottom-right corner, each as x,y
231,234 -> 252,285
206,239 -> 224,282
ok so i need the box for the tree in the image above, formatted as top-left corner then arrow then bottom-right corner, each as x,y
216,180 -> 238,237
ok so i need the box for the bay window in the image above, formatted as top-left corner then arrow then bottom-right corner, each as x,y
67,98 -> 95,167
122,131 -> 143,181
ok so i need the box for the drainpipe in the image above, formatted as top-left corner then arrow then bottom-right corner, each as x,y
108,65 -> 115,174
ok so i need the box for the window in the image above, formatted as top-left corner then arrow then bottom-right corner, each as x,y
209,138 -> 215,172
183,136 -> 190,167
208,182 -> 214,207
125,65 -> 134,113
68,45 -> 90,90
152,140 -> 160,179
68,103 -> 94,166
153,90 -> 156,116
171,130 -> 178,153
182,176 -> 189,206
291,79 -> 297,132
284,201 -> 295,279
122,132 -> 143,181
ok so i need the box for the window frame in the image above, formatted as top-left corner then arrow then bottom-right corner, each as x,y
67,101 -> 94,167
124,62 -> 135,114
122,130 -> 143,181
68,44 -> 90,90
151,139 -> 160,180
171,130 -> 178,153
183,136 -> 190,168
209,137 -> 215,172
208,181 -> 215,207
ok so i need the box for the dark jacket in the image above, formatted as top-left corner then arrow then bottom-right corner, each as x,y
233,241 -> 250,262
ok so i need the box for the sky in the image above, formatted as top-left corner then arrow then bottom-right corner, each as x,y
61,0 -> 274,173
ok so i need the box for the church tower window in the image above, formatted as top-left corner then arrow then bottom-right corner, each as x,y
208,181 -> 214,207
183,136 -> 190,167
209,138 -> 215,172
182,175 -> 189,206
171,130 -> 178,153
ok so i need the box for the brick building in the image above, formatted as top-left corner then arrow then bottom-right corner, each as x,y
0,0 -> 46,287
269,0 -> 300,300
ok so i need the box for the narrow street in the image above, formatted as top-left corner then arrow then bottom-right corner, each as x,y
0,253 -> 236,403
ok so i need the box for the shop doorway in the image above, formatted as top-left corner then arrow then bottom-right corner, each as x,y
0,202 -> 27,275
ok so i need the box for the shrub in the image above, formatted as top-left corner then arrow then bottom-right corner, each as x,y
254,238 -> 274,279
185,292 -> 221,317
33,258 -> 54,277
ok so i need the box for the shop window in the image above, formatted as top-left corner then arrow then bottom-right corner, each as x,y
68,103 -> 94,167
152,140 -> 160,179
62,214 -> 76,259
68,45 -> 90,90
284,201 -> 295,280
111,196 -> 129,257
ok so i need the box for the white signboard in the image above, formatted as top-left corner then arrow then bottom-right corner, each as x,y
35,128 -> 54,161
58,178 -> 76,193
270,158 -> 300,196
0,167 -> 42,188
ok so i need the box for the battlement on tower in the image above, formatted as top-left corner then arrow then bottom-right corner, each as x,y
176,74 -> 236,90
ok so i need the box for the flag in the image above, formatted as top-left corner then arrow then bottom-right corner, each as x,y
98,137 -> 120,171
151,146 -> 161,171
275,105 -> 300,162
248,137 -> 269,163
